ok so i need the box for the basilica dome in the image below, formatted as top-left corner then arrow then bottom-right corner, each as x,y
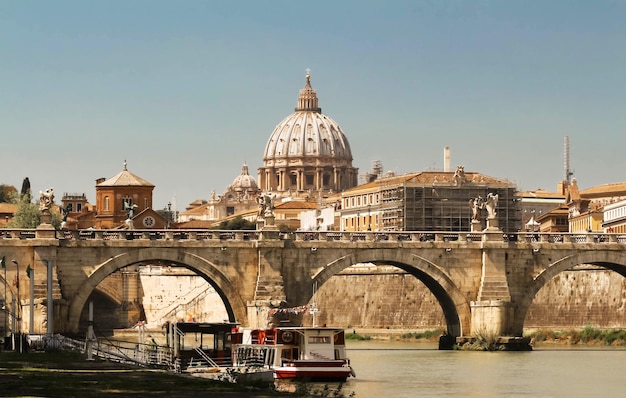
229,163 -> 259,193
258,73 -> 358,195
263,75 -> 353,164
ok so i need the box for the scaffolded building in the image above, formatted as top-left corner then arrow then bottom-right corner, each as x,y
341,167 -> 522,233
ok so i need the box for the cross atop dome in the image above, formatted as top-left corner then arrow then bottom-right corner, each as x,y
296,68 -> 321,113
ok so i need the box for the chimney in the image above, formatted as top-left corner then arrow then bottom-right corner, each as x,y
444,147 -> 450,172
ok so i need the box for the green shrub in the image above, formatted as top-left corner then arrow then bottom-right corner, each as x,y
344,333 -> 371,341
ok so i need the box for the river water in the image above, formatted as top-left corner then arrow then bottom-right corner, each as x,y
278,340 -> 626,398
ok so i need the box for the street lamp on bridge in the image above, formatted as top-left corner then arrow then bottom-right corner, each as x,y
10,260 -> 20,335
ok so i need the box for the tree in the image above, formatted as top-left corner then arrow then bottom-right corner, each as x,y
20,177 -> 31,202
6,195 -> 40,228
0,184 -> 17,203
5,194 -> 62,229
215,216 -> 256,230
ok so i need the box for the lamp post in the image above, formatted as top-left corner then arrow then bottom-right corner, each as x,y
27,264 -> 33,335
357,210 -> 360,231
43,260 -> 53,337
3,256 -> 6,338
367,204 -> 372,231
11,260 -> 23,352
10,260 -> 20,335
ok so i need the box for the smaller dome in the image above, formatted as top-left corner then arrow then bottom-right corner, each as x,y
231,163 -> 258,192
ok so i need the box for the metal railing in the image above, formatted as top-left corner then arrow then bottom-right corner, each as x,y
31,333 -> 176,369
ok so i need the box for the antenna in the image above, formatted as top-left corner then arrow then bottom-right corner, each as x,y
564,136 -> 573,183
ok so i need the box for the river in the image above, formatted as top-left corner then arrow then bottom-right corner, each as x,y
277,340 -> 626,398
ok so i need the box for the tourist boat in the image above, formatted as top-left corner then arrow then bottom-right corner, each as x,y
231,326 -> 355,381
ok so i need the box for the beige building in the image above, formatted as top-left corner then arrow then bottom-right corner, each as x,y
602,199 -> 626,233
517,188 -> 566,232
567,179 -> 626,233
179,163 -> 261,223
536,205 -> 569,233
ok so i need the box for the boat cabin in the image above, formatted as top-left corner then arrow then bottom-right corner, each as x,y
232,326 -> 354,380
167,322 -> 238,369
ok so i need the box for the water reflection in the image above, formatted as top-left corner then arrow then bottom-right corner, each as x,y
280,340 -> 626,398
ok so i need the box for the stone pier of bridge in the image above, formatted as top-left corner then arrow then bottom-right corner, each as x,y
2,227 -> 626,350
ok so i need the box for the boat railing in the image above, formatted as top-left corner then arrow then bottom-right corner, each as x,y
193,347 -> 220,368
307,350 -> 334,361
233,344 -> 275,368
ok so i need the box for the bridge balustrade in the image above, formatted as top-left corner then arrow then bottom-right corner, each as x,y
324,232 -> 342,241
350,233 -> 366,242
466,233 -> 482,242
3,228 -> 626,246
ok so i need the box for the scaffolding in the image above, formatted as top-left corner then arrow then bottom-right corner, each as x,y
376,176 -> 522,233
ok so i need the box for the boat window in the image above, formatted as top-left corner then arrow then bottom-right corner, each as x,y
280,348 -> 299,360
308,336 -> 331,344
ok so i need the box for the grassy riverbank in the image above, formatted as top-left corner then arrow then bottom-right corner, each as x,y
0,350 -> 357,398
0,350 -> 285,398
526,326 -> 626,346
346,326 -> 626,347
345,328 -> 444,342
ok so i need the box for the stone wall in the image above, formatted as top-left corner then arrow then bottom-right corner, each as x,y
301,267 -> 626,331
138,267 -> 228,324
525,267 -> 626,329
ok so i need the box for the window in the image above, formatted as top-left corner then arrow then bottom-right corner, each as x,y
122,196 -> 133,211
104,196 -> 110,211
308,336 -> 330,344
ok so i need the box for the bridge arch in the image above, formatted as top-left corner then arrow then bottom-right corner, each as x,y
311,250 -> 471,337
515,250 -> 626,332
67,250 -> 247,333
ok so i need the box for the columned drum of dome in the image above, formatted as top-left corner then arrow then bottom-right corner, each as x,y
258,73 -> 358,197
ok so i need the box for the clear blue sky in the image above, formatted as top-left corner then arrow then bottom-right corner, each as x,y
2,1 -> 625,211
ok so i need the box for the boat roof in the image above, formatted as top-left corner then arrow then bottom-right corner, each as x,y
273,326 -> 344,332
174,322 -> 238,333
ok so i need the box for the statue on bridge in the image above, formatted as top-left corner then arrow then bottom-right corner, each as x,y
485,193 -> 498,219
256,193 -> 275,219
469,197 -> 484,222
124,202 -> 138,229
39,188 -> 55,211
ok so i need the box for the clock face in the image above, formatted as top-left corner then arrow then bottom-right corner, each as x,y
143,216 -> 155,228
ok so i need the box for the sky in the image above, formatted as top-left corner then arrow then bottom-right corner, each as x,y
2,1 -> 625,211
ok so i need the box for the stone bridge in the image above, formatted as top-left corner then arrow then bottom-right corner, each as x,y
2,227 -> 626,342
